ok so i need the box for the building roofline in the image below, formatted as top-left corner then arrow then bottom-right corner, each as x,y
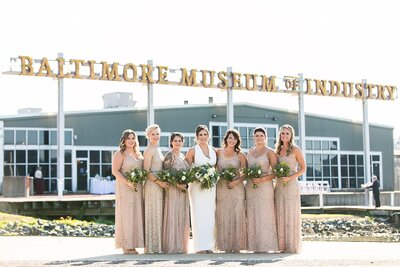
0,102 -> 394,129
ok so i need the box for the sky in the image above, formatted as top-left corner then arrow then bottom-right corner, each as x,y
0,0 -> 399,137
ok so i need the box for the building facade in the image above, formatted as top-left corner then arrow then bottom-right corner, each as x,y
0,103 -> 395,193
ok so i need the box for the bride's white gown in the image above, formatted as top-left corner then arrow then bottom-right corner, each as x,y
188,144 -> 217,252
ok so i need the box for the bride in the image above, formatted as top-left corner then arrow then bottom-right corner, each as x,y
185,125 -> 217,253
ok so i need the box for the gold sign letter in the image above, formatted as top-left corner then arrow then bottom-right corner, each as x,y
88,60 -> 97,79
261,75 -> 277,92
19,56 -> 34,75
101,62 -> 121,81
385,85 -> 397,100
217,71 -> 228,89
355,83 -> 364,99
70,59 -> 85,79
140,64 -> 155,83
157,66 -> 168,84
37,57 -> 54,77
180,68 -> 197,86
123,63 -> 138,82
57,57 -> 71,79
329,80 -> 340,96
232,72 -> 242,89
314,80 -> 327,96
244,74 -> 258,91
201,70 -> 215,88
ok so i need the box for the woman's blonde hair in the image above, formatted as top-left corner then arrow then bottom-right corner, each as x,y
145,124 -> 161,139
275,124 -> 295,156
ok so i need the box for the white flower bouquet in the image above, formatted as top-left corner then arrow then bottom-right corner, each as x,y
189,163 -> 219,190
243,165 -> 262,189
219,166 -> 237,182
273,161 -> 291,187
125,167 -> 148,192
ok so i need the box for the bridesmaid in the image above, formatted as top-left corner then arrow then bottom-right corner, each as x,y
112,129 -> 144,254
162,132 -> 190,253
275,124 -> 306,253
143,124 -> 168,253
246,127 -> 278,253
185,125 -> 217,253
215,129 -> 247,253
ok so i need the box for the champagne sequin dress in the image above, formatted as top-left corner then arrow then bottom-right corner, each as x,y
215,152 -> 247,252
115,154 -> 144,250
275,153 -> 302,253
144,145 -> 164,253
162,151 -> 190,253
246,149 -> 278,252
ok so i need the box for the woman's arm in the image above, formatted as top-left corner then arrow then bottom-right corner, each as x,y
163,151 -> 174,170
144,148 -> 169,189
112,151 -> 136,190
282,147 -> 306,184
228,152 -> 247,188
265,149 -> 278,182
185,147 -> 195,166
252,149 -> 277,185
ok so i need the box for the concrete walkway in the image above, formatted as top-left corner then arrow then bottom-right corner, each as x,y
1,237 -> 400,266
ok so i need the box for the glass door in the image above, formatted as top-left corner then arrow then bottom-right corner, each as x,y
77,159 -> 88,191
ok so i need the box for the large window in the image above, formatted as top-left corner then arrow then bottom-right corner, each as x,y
305,137 -> 382,190
210,123 -> 278,151
306,140 -> 338,151
305,137 -> 340,188
5,128 -> 74,146
5,130 -> 15,145
340,153 -> 365,189
3,127 -> 74,192
89,150 -> 113,178
136,131 -> 195,152
3,149 -> 73,192
306,152 -> 339,188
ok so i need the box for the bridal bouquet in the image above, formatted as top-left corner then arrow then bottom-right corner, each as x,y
125,167 -> 148,192
273,161 -> 291,187
189,164 -> 219,190
219,166 -> 237,182
243,165 -> 262,189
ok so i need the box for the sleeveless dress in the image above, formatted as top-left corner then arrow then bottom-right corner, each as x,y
162,152 -> 190,253
275,153 -> 302,253
215,153 -> 247,252
115,154 -> 144,249
246,150 -> 278,252
188,144 -> 217,252
144,145 -> 164,253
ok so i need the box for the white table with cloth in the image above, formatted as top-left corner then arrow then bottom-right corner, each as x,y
90,179 -> 115,194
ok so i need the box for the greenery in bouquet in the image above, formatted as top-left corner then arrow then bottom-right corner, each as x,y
157,169 -> 175,184
189,163 -> 219,190
168,168 -> 192,192
273,161 -> 291,187
171,168 -> 192,185
124,167 -> 148,192
243,165 -> 262,189
219,166 -> 237,183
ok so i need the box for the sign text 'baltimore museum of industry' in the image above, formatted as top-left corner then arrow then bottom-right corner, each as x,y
12,56 -> 397,101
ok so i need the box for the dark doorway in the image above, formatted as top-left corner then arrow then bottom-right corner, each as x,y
77,159 -> 88,191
